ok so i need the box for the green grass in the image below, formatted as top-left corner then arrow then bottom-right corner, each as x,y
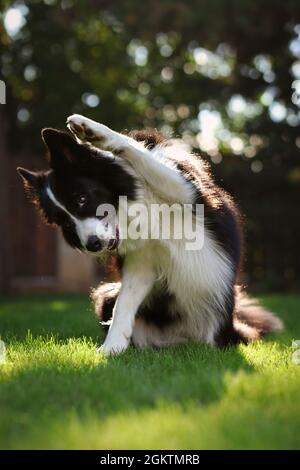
0,293 -> 299,449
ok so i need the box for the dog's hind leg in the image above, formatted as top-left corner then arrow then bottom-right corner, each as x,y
66,114 -> 194,204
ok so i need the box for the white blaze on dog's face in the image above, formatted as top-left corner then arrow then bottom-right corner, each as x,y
17,128 -> 137,254
45,185 -> 118,253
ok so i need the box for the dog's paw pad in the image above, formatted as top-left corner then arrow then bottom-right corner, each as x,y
67,114 -> 101,143
72,122 -> 84,136
84,126 -> 103,143
67,115 -> 84,138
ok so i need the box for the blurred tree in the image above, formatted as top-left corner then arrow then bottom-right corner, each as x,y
1,0 -> 300,290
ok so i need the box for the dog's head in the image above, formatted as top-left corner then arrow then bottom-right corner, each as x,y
17,128 -> 136,254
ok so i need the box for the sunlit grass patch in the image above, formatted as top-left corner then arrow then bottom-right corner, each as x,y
0,294 -> 299,449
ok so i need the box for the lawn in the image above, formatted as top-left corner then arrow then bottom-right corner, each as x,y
0,293 -> 299,450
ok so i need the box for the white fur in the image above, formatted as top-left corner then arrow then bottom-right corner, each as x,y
67,114 -> 234,355
100,251 -> 156,354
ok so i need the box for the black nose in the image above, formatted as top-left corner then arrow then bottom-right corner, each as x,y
86,235 -> 102,252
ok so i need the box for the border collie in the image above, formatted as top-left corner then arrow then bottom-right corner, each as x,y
17,114 -> 283,355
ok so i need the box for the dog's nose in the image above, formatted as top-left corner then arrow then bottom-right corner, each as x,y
86,235 -> 102,252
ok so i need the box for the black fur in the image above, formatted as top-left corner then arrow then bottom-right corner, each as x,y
138,288 -> 181,329
129,129 -> 166,150
93,282 -> 181,332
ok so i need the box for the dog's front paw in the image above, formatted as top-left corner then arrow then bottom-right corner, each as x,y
97,334 -> 130,356
67,114 -> 103,145
67,114 -> 127,153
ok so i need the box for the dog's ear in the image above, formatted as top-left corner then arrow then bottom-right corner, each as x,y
41,128 -> 81,169
17,167 -> 40,189
17,167 -> 45,201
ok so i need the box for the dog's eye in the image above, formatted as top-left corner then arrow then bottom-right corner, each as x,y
77,194 -> 87,208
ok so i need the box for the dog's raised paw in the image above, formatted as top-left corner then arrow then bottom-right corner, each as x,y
66,114 -> 86,139
66,114 -> 128,154
67,114 -> 102,144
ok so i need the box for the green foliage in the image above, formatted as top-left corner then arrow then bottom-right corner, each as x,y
0,294 -> 299,449
1,0 -> 300,287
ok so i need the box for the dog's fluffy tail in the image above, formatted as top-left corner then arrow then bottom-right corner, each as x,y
233,288 -> 283,343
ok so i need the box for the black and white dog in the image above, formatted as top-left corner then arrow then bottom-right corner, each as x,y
18,114 -> 282,355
